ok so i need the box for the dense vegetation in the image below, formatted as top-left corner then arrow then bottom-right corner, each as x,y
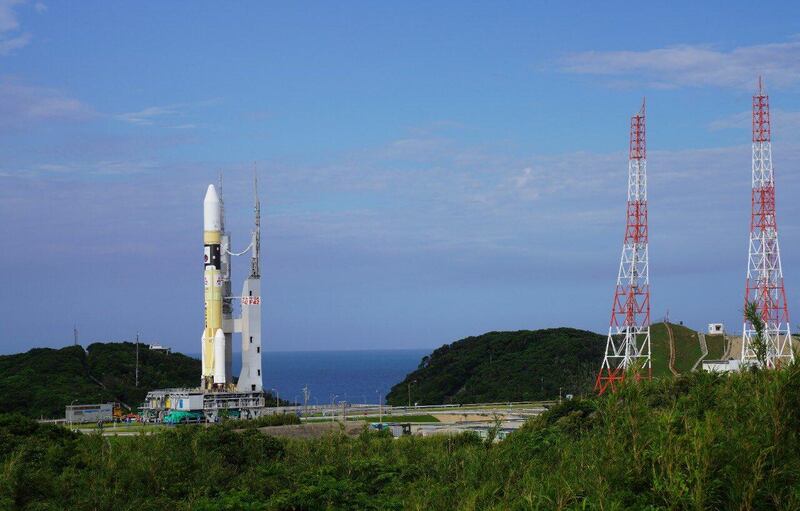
233,414 -> 302,429
0,343 -> 200,418
3,367 -> 800,509
385,328 -> 605,405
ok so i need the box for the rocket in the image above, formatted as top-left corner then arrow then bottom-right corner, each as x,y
200,176 -> 264,393
203,184 -> 226,388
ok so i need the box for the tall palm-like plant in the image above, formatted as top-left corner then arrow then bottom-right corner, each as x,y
744,301 -> 768,368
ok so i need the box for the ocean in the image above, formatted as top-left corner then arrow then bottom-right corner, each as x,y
189,349 -> 429,405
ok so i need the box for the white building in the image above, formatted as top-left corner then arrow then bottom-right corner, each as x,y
708,323 -> 725,335
702,359 -> 740,373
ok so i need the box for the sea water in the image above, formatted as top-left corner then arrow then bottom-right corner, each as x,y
189,349 -> 429,405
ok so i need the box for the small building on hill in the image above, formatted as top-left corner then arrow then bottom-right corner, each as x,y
708,323 -> 725,335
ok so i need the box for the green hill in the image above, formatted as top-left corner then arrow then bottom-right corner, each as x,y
650,322 -> 703,377
385,328 -> 606,405
0,343 -> 200,419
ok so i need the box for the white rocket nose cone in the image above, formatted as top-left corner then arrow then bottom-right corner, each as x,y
204,184 -> 222,232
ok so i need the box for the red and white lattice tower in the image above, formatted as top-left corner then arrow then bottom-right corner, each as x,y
596,100 -> 651,394
742,78 -> 794,368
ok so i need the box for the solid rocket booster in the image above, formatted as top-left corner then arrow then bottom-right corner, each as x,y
203,184 -> 225,388
213,328 -> 226,384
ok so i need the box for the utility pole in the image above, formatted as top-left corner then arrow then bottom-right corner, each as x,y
596,99 -> 652,394
73,324 -> 78,346
302,385 -> 310,417
407,380 -> 417,408
135,331 -> 140,388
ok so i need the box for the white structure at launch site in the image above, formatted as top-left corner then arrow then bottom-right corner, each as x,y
202,176 -> 263,392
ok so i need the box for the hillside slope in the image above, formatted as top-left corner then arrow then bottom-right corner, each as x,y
0,343 -> 200,418
385,328 -> 605,405
650,322 -> 703,377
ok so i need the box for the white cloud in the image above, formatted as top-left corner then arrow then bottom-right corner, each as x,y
6,159 -> 162,178
0,0 -> 31,55
115,100 -> 215,127
560,38 -> 800,90
0,0 -> 23,32
116,105 -> 181,125
34,2 -> 45,13
0,77 -> 93,127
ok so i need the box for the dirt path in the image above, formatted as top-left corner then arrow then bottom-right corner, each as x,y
725,336 -> 742,359
692,333 -> 709,371
666,322 -> 679,376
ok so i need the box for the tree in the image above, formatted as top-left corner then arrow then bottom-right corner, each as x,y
744,301 -> 768,368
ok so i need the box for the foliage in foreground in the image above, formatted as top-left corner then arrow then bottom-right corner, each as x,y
2,367 -> 800,509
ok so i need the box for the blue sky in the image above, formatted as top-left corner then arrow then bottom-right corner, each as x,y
2,1 -> 800,353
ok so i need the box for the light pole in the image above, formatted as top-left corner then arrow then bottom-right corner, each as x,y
69,399 -> 78,429
376,389 -> 382,423
271,388 -> 279,410
330,394 -> 338,423
407,380 -> 417,408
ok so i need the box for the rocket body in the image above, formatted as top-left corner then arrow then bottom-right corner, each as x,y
203,185 -> 226,388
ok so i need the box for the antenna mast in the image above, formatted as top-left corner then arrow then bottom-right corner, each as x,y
595,99 -> 652,394
251,165 -> 261,278
742,77 -> 794,368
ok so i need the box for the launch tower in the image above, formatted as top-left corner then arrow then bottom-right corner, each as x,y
595,100 -> 651,395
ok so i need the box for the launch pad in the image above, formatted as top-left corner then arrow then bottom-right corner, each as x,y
141,388 -> 269,422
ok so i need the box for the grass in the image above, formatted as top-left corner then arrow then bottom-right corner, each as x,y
705,334 -> 728,359
650,322 -> 673,377
671,323 -> 703,372
306,414 -> 440,423
365,414 -> 440,423
73,422 -> 167,434
650,322 -> 703,376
